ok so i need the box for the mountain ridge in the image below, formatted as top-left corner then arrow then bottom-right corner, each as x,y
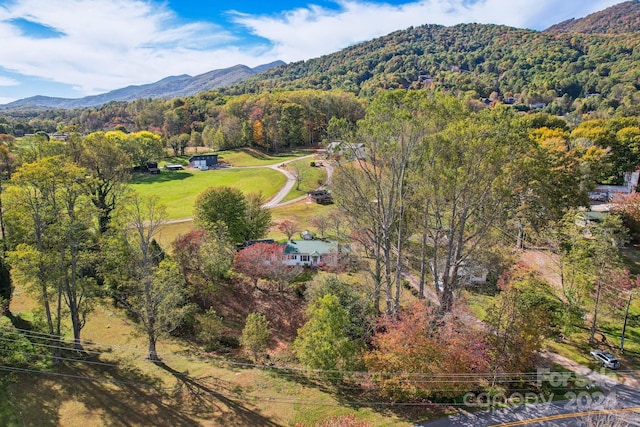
543,0 -> 640,34
0,61 -> 285,111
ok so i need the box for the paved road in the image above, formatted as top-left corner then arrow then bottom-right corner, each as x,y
261,153 -> 317,208
419,399 -> 640,426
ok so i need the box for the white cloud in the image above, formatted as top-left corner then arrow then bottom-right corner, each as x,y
0,0 -> 272,95
0,76 -> 19,86
0,0 -> 625,98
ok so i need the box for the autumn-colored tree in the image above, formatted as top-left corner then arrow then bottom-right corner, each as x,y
253,120 -> 265,148
295,414 -> 370,427
233,242 -> 284,289
364,302 -> 488,400
611,192 -> 640,242
171,228 -> 234,308
485,267 -> 563,374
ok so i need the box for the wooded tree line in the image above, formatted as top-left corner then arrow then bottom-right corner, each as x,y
289,90 -> 640,400
330,90 -> 638,315
0,90 -> 366,155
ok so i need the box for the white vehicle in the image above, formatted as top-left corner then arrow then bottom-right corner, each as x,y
590,349 -> 620,369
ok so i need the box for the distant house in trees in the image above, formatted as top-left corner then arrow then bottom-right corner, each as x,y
326,141 -> 366,160
575,210 -> 608,228
51,132 -> 69,141
591,170 -> 640,201
283,239 -> 347,267
189,154 -> 218,170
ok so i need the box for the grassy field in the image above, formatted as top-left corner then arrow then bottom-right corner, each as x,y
217,148 -> 317,167
153,200 -> 339,249
280,160 -> 328,203
2,271 -> 423,427
130,168 -> 286,219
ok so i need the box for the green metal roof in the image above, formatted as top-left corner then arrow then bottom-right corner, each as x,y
284,240 -> 338,255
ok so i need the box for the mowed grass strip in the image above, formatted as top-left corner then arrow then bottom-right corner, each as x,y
217,147 -> 316,167
130,168 -> 286,219
281,158 -> 328,202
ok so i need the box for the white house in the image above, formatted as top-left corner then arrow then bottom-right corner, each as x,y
283,240 -> 344,267
591,170 -> 640,201
326,141 -> 367,160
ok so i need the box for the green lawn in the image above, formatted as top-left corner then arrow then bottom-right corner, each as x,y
270,200 -> 338,241
281,159 -> 328,202
130,168 -> 286,219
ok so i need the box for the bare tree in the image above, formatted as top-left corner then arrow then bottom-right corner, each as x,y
112,194 -> 188,361
310,214 -> 330,238
289,163 -> 305,191
278,219 -> 300,241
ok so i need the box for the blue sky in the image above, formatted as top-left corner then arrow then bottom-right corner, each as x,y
0,0 -> 623,104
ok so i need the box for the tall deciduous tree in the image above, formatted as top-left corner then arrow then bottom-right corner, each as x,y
333,90 -> 430,315
415,106 -> 526,312
79,131 -> 132,233
107,194 -> 188,361
6,156 -> 97,351
172,228 -> 234,308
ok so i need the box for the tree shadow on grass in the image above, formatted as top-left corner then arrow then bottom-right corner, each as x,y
9,358 -> 198,427
156,361 -> 282,427
265,367 -> 443,425
5,311 -> 33,330
132,170 -> 193,185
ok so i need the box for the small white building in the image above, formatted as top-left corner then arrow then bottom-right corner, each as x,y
326,141 -> 367,160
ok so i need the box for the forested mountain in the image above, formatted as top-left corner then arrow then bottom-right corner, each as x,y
544,0 -> 640,34
1,1 -> 639,132
0,61 -> 284,111
225,2 -> 639,116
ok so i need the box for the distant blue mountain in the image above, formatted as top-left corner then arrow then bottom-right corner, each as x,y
1,61 -> 285,111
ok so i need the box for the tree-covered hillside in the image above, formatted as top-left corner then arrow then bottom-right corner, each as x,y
226,19 -> 639,115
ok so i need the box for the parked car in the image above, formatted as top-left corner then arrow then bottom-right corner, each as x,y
590,349 -> 620,369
